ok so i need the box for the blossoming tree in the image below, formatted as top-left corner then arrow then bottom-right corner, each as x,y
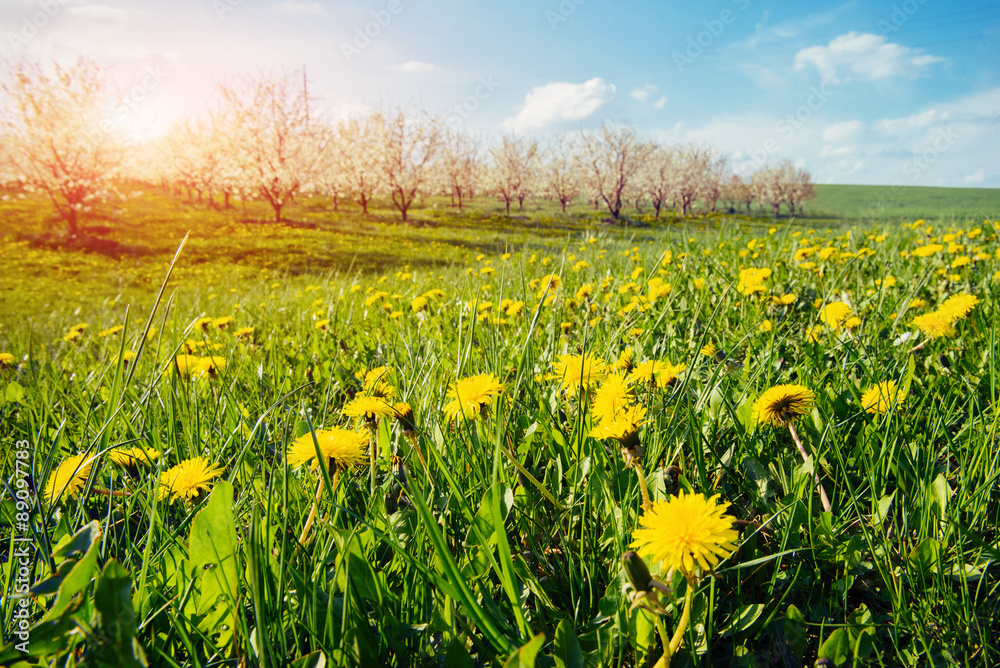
0,59 -> 124,236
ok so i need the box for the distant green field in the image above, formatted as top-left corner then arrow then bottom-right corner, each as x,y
808,184 -> 1000,222
1,183 -> 998,327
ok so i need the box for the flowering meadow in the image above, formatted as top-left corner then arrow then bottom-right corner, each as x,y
1,210 -> 999,667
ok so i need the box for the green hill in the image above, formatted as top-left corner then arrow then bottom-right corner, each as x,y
808,184 -> 1000,222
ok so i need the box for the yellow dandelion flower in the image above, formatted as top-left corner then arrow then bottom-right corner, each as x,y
98,325 -> 124,338
758,320 -> 773,333
861,381 -> 906,415
591,373 -> 635,423
443,373 -> 506,421
912,312 -> 956,338
629,360 -> 685,389
211,317 -> 233,330
736,267 -> 771,295
820,302 -> 853,330
235,326 -> 255,340
44,454 -> 95,502
630,491 -> 740,575
411,296 -> 429,312
342,395 -> 396,421
912,243 -> 944,258
393,401 -> 416,432
194,356 -> 226,379
193,317 -> 213,331
935,293 -> 980,324
536,273 -> 562,297
589,404 -> 648,444
751,384 -> 815,427
548,353 -> 607,395
700,343 -> 718,357
0,352 -> 17,367
159,457 -> 224,502
109,447 -> 159,476
288,429 -> 369,473
171,354 -> 201,378
615,348 -> 634,373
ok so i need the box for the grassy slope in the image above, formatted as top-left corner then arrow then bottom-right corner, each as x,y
810,184 -> 1000,222
1,183 -> 997,330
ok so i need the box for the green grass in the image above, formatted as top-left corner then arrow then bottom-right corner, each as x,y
808,184 -> 1000,223
1,189 -> 999,667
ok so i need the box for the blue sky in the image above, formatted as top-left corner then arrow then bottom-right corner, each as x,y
2,0 -> 998,186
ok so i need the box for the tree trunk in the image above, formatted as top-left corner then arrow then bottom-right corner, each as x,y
66,207 -> 78,236
224,191 -> 231,209
772,203 -> 780,217
332,193 -> 339,213
274,202 -> 282,222
505,199 -> 511,215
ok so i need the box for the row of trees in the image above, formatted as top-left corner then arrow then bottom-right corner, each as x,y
1,61 -> 815,234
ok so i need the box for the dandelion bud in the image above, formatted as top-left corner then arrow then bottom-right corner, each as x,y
621,550 -> 654,593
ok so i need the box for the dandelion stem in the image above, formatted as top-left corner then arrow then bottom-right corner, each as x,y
298,470 -> 338,546
652,615 -> 672,668
665,576 -> 696,660
788,422 -> 831,512
91,488 -> 127,497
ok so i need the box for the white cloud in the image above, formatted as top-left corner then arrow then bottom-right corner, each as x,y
794,32 -> 943,84
963,170 -> 984,184
391,61 -> 437,73
272,1 -> 327,16
822,120 -> 864,142
630,84 -> 657,101
653,95 -> 668,110
874,109 -> 946,136
500,78 -> 615,133
818,145 -> 855,157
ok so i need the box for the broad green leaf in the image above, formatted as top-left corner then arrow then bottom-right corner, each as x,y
42,521 -> 102,621
928,474 -> 952,522
5,381 -> 24,404
553,620 -> 584,668
92,560 -> 147,668
189,481 -> 239,642
290,650 -> 327,668
908,537 -> 941,577
503,633 -> 546,668
784,604 -> 806,662
818,628 -> 851,665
